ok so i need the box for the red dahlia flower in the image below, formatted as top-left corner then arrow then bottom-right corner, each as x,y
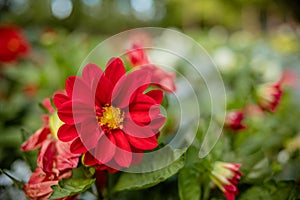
210,161 -> 242,200
0,24 -> 30,63
54,58 -> 166,170
225,110 -> 246,131
126,44 -> 176,93
256,82 -> 282,112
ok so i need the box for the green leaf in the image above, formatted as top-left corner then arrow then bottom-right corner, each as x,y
178,167 -> 201,200
238,180 -> 299,200
49,178 -> 95,199
49,166 -> 96,199
114,156 -> 185,192
238,185 -> 271,200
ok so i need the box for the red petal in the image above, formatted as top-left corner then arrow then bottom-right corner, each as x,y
57,124 -> 78,142
131,147 -> 144,165
95,74 -> 113,105
113,130 -> 132,168
58,100 -> 95,125
123,119 -> 155,138
66,76 -> 76,97
79,120 -> 102,149
24,168 -> 58,199
56,141 -> 79,170
126,134 -> 158,150
112,68 -> 151,108
37,139 -> 57,173
105,58 -> 126,87
129,104 -> 161,124
146,114 -> 166,130
148,66 -> 176,93
70,137 -> 87,154
82,63 -> 103,90
72,77 -> 93,103
21,127 -> 51,151
146,90 -> 163,104
95,133 -> 116,164
82,151 -> 98,166
130,93 -> 157,110
53,93 -> 69,109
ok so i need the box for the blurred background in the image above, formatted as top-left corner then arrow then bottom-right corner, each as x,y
1,0 -> 300,33
0,0 -> 300,199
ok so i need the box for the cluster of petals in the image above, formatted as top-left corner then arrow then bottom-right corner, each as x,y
225,110 -> 247,131
126,44 -> 176,93
210,161 -> 242,200
54,57 -> 166,171
21,98 -> 79,200
24,168 -> 75,200
257,81 -> 282,112
0,24 -> 30,63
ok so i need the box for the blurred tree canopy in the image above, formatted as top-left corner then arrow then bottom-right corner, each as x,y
0,0 -> 300,33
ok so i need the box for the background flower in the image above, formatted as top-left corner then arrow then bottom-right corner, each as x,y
0,24 -> 30,63
126,44 -> 176,93
256,82 -> 282,112
225,110 -> 247,131
210,161 -> 242,200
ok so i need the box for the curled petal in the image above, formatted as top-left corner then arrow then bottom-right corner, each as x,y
146,90 -> 164,104
21,127 -> 51,151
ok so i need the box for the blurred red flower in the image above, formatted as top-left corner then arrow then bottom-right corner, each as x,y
210,161 -> 242,200
0,24 -> 30,63
280,69 -> 299,89
126,44 -> 176,93
54,58 -> 165,170
225,110 -> 247,131
257,82 -> 282,112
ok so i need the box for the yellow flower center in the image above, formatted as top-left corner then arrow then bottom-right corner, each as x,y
98,105 -> 124,129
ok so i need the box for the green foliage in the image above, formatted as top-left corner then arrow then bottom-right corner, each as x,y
49,166 -> 95,199
239,181 -> 300,200
114,156 -> 185,192
178,167 -> 201,200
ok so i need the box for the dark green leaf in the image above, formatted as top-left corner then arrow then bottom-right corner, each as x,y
114,156 -> 185,192
238,180 -> 299,200
49,166 -> 95,199
178,167 -> 201,200
49,178 -> 95,199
